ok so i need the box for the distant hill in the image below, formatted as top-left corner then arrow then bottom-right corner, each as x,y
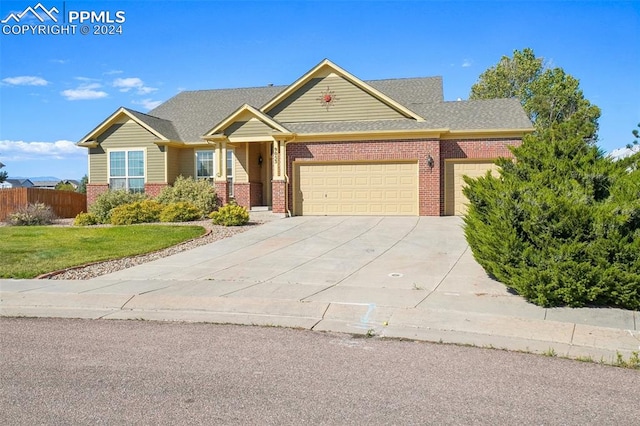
11,176 -> 61,181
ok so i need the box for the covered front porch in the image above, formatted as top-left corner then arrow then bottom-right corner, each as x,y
209,138 -> 288,214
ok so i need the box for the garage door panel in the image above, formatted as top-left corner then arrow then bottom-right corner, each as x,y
445,160 -> 499,216
296,162 -> 418,216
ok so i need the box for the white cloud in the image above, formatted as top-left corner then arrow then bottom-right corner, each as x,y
50,59 -> 68,64
61,82 -> 108,100
2,76 -> 49,86
104,69 -> 124,75
462,59 -> 473,68
0,140 -> 86,161
132,99 -> 163,110
113,77 -> 157,95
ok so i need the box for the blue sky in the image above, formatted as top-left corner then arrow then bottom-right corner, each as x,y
1,0 -> 638,180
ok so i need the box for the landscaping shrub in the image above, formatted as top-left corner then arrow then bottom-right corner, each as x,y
463,124 -> 640,310
6,203 -> 56,226
89,190 -> 147,223
110,200 -> 163,225
73,212 -> 99,226
210,202 -> 249,226
160,202 -> 203,222
156,176 -> 217,214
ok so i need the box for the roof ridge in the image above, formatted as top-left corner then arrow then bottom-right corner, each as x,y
366,76 -> 442,82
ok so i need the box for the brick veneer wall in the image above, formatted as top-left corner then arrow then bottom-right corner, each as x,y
282,138 -> 520,216
86,184 -> 109,207
234,183 -> 250,208
144,183 -> 168,198
215,181 -> 229,207
271,180 -> 286,214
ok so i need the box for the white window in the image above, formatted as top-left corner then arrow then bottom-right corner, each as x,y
109,150 -> 145,193
195,150 -> 215,180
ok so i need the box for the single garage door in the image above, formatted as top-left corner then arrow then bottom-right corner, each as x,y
294,162 -> 418,216
445,160 -> 499,216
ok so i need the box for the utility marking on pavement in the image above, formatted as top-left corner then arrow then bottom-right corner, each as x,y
388,272 -> 403,278
443,292 -> 460,296
360,303 -> 376,326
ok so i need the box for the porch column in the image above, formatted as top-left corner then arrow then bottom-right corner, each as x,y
214,141 -> 229,205
271,139 -> 287,214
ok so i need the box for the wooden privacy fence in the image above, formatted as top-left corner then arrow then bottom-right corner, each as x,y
0,188 -> 87,221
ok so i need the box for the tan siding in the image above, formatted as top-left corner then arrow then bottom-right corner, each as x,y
178,148 -> 195,178
88,146 -> 107,183
226,118 -> 273,138
166,146 -> 180,183
270,74 -> 406,123
233,145 -> 248,183
95,120 -> 166,184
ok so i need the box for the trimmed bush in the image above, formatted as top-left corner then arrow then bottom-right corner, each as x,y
110,200 -> 163,225
160,202 -> 203,222
210,203 -> 249,226
6,203 -> 56,226
156,176 -> 217,214
463,124 -> 640,310
73,212 -> 99,226
89,190 -> 147,224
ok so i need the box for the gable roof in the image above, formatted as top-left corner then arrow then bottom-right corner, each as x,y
78,107 -> 180,145
204,104 -> 291,137
79,60 -> 533,145
149,86 -> 285,142
261,58 -> 425,121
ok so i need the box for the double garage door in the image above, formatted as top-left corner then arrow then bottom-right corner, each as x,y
444,160 -> 499,216
294,162 -> 418,216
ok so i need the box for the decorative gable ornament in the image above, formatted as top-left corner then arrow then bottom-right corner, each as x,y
317,86 -> 339,111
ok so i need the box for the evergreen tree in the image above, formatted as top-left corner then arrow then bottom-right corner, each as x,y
463,123 -> 640,309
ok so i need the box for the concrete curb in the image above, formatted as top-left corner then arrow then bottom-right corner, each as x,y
2,291 -> 638,364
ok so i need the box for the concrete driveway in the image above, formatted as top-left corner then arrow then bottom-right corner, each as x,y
90,216 -> 508,308
2,215 -> 638,361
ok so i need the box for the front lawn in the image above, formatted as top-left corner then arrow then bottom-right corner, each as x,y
0,225 -> 205,278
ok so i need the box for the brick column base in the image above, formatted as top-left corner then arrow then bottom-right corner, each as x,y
234,183 -> 250,209
215,181 -> 229,207
272,180 -> 286,214
86,184 -> 109,209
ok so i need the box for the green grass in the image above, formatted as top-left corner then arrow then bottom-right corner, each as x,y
0,225 -> 205,278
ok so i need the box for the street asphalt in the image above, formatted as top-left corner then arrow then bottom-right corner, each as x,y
1,214 -> 639,363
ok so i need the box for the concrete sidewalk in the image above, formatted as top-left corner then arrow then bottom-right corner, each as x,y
1,216 -> 639,363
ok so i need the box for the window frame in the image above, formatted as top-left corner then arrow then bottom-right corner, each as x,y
107,148 -> 146,194
195,150 -> 215,181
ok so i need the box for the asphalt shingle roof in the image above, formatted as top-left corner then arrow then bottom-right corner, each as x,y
124,108 -> 182,141
142,76 -> 532,142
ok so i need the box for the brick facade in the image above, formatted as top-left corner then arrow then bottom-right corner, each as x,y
86,184 -> 109,207
282,138 -> 520,216
234,183 -> 250,208
144,183 -> 168,198
271,180 -> 286,214
215,181 -> 229,206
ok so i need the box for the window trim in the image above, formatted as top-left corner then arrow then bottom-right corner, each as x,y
107,148 -> 146,193
195,149 -> 216,181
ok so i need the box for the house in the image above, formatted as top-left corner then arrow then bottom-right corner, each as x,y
62,179 -> 80,189
78,59 -> 533,216
31,180 -> 60,190
0,178 -> 34,189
